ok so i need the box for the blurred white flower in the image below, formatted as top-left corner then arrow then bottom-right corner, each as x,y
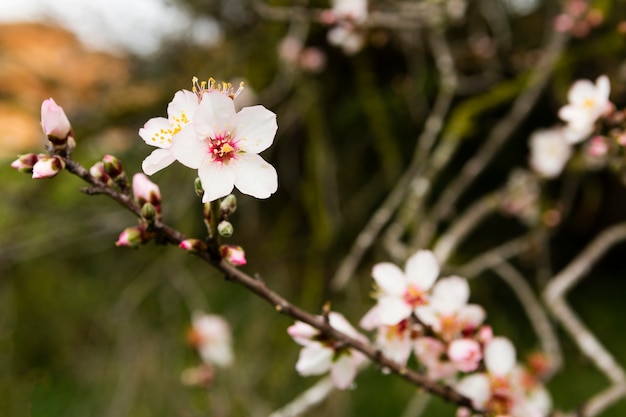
559,75 -> 611,143
529,127 -> 572,178
188,312 -> 234,368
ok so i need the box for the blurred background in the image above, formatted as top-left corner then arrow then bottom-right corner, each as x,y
2,0 -> 626,416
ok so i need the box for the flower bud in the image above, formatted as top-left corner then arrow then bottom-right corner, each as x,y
140,203 -> 157,223
11,153 -> 38,173
194,177 -> 204,198
115,225 -> 148,247
219,245 -> 246,266
103,154 -> 128,189
219,194 -> 237,217
133,173 -> 162,209
89,161 -> 112,184
180,239 -> 208,253
32,155 -> 65,179
217,221 -> 233,237
41,98 -> 72,143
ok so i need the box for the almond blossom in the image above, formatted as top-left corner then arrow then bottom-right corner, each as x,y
529,127 -> 572,178
41,98 -> 72,140
558,75 -> 611,143
170,90 -> 278,202
368,249 -> 440,326
360,306 -> 417,367
414,276 -> 486,341
288,312 -> 368,389
188,312 -> 234,368
455,337 -> 552,417
139,89 -> 200,175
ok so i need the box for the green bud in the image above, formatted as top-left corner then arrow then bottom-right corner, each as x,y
140,202 -> 157,223
103,154 -> 128,189
217,220 -> 234,237
194,177 -> 204,198
220,194 -> 237,217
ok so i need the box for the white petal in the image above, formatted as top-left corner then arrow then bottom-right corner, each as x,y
414,305 -> 439,330
142,148 -> 175,175
287,321 -> 319,346
378,330 -> 412,366
233,153 -> 278,199
377,295 -> 412,325
328,312 -> 360,340
359,305 -> 380,331
295,343 -> 332,376
235,105 -> 278,153
330,354 -> 357,389
198,162 -> 236,202
372,262 -> 407,296
194,91 -> 237,137
430,276 -> 469,315
168,89 -> 199,126
596,75 -> 610,103
169,124 -> 207,168
405,250 -> 439,290
455,374 -> 491,409
458,304 -> 486,329
485,337 -> 516,376
139,117 -> 173,149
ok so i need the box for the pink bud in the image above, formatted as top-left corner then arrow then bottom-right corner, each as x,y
588,135 -> 609,157
41,98 -> 71,140
477,325 -> 493,345
32,155 -> 65,179
116,226 -> 145,247
132,173 -> 162,207
179,239 -> 208,253
11,153 -> 38,173
448,338 -> 482,373
219,245 -> 247,266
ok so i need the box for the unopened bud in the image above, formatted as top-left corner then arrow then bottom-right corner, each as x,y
140,203 -> 157,223
133,173 -> 162,209
217,220 -> 233,237
103,154 -> 128,189
115,225 -> 148,247
219,245 -> 246,266
203,202 -> 212,222
180,239 -> 208,253
11,153 -> 38,173
219,194 -> 237,217
41,98 -> 72,145
194,177 -> 204,198
32,155 -> 65,179
89,161 -> 111,184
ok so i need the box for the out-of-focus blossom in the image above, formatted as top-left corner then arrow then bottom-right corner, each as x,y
288,312 -> 368,389
501,169 -> 541,226
327,25 -> 365,55
170,91 -> 278,202
32,155 -> 65,179
330,0 -> 368,23
414,337 -> 457,381
360,306 -> 417,367
369,250 -> 440,326
448,338 -> 482,372
559,75 -> 611,143
41,98 -> 72,140
323,0 -> 368,54
188,312 -> 234,368
220,245 -> 247,266
414,276 -> 486,341
140,89 -> 200,175
529,127 -> 572,178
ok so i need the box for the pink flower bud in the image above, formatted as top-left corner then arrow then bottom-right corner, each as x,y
179,239 -> 208,253
132,173 -> 162,207
41,98 -> 71,140
448,338 -> 483,373
219,245 -> 246,266
11,153 -> 38,173
89,161 -> 111,184
115,226 -> 146,247
588,135 -> 609,157
32,155 -> 65,179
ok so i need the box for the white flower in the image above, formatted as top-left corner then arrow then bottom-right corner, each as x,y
188,312 -> 234,368
448,338 -> 483,372
288,312 -> 368,389
529,127 -> 572,178
331,0 -> 368,23
170,91 -> 278,202
371,250 -> 440,326
415,276 -> 485,341
559,75 -> 611,144
360,306 -> 415,366
139,89 -> 200,175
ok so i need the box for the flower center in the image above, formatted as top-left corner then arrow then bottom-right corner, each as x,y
403,285 -> 427,307
209,132 -> 238,164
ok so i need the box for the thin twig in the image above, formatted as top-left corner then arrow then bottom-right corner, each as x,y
267,377 -> 335,417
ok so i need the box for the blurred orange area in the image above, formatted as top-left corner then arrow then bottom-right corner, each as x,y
0,22 -> 131,158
